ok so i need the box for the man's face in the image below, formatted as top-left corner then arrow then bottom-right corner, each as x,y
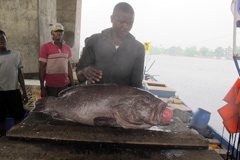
0,34 -> 7,49
111,11 -> 134,38
51,30 -> 64,41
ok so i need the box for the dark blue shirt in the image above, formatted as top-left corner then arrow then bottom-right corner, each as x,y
76,28 -> 145,88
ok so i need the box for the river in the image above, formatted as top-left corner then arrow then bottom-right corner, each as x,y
146,54 -> 238,140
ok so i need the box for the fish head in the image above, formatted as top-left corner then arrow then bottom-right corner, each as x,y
113,90 -> 173,129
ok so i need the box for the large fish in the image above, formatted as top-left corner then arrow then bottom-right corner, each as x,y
33,84 -> 173,129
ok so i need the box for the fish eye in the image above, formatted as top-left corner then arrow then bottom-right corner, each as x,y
146,97 -> 150,101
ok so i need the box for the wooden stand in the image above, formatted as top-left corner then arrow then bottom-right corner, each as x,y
0,112 -> 223,159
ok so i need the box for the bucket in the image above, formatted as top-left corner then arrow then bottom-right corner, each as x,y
189,108 -> 211,130
4,110 -> 29,132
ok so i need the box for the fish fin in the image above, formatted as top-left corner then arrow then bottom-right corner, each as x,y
94,117 -> 120,127
58,86 -> 81,97
49,111 -> 70,121
32,98 -> 46,112
58,87 -> 72,97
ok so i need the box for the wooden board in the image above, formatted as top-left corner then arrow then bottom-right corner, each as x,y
143,80 -> 167,87
208,138 -> 221,145
168,103 -> 192,112
0,136 -> 223,160
7,112 -> 209,149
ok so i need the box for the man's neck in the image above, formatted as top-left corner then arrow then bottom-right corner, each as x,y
54,40 -> 62,49
0,48 -> 8,54
111,30 -> 124,46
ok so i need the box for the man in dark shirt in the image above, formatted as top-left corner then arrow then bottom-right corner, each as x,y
76,2 -> 145,88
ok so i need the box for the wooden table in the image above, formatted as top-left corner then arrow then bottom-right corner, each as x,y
0,112 -> 223,159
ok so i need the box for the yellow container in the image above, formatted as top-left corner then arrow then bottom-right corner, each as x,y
173,99 -> 182,104
209,144 -> 220,149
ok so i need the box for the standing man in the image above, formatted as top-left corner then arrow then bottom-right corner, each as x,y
39,23 -> 74,97
0,30 -> 28,136
76,2 -> 145,88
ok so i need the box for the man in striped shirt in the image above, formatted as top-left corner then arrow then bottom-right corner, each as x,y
39,23 -> 74,97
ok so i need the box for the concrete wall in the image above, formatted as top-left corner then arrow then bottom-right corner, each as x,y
57,0 -> 76,48
0,0 -> 39,73
72,0 -> 82,62
57,0 -> 81,62
0,0 -> 82,74
39,0 -> 56,47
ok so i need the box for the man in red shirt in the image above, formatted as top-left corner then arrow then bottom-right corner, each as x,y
39,23 -> 74,97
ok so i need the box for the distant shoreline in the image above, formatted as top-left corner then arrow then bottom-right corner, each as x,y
150,53 -> 232,60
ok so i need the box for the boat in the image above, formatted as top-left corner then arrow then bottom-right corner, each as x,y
142,72 -> 229,159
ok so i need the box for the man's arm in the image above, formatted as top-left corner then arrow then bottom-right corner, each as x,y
18,69 -> 28,104
39,61 -> 47,97
76,37 -> 102,84
68,61 -> 75,86
76,46 -> 92,83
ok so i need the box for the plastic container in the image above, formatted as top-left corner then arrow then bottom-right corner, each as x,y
4,110 -> 29,132
189,108 -> 211,130
173,99 -> 182,104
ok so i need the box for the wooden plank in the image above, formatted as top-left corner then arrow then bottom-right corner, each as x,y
168,103 -> 192,112
148,85 -> 175,92
7,112 -> 209,149
144,82 -> 176,97
143,80 -> 166,87
0,136 -> 223,160
25,79 -> 40,86
214,149 -> 228,156
143,80 -> 175,92
208,138 -> 221,145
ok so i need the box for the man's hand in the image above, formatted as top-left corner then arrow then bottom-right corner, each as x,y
41,88 -> 48,97
83,66 -> 102,83
22,92 -> 28,104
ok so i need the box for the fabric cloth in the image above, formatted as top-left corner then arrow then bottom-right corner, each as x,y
0,89 -> 24,121
0,50 -> 23,91
39,41 -> 72,87
76,28 -> 145,88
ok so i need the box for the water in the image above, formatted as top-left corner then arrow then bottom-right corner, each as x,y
146,54 -> 238,140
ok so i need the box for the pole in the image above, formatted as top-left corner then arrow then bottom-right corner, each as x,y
233,0 -> 237,57
232,0 -> 240,76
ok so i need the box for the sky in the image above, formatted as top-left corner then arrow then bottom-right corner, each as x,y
80,0 -> 235,50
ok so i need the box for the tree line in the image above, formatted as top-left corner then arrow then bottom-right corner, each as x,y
149,45 -> 240,58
